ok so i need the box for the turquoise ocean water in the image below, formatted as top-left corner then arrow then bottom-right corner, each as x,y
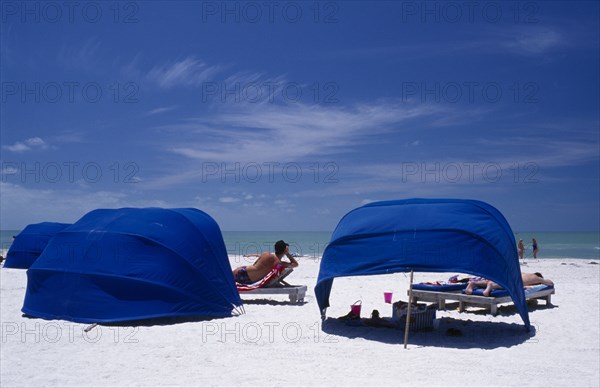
1,230 -> 598,260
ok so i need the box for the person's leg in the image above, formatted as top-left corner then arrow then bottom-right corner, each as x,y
465,282 -> 475,295
483,281 -> 494,297
464,280 -> 493,296
465,280 -> 486,294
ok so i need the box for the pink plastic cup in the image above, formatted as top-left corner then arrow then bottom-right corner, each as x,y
384,292 -> 393,304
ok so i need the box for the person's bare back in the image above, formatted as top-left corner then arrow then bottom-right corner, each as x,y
522,272 -> 554,287
233,240 -> 299,284
245,252 -> 278,282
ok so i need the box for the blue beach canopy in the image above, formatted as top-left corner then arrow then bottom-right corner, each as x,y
315,198 -> 530,329
3,222 -> 71,269
23,208 -> 242,323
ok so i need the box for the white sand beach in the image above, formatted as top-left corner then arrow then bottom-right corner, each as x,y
1,256 -> 599,387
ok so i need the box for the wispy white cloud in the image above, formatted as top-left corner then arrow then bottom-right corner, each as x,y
497,26 -> 565,56
329,25 -> 567,63
57,38 -> 103,72
166,101 -> 441,162
3,137 -> 50,152
272,118 -> 599,201
140,99 -> 450,189
221,71 -> 289,104
224,71 -> 284,86
219,196 -> 240,203
1,164 -> 19,175
477,138 -> 599,168
146,57 -> 223,89
54,131 -> 85,144
145,106 -> 177,116
340,134 -> 598,193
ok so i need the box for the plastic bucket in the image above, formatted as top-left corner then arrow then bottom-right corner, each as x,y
350,300 -> 362,316
384,292 -> 393,304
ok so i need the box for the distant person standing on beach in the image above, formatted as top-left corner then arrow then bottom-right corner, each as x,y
518,239 -> 525,260
532,238 -> 539,258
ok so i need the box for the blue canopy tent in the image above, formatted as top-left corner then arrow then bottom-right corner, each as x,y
315,198 -> 530,329
23,208 -> 242,323
3,222 -> 71,269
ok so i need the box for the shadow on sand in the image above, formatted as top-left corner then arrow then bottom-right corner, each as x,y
446,299 -> 557,317
22,313 -> 239,328
241,298 -> 308,307
74,299 -> 308,328
321,316 -> 536,349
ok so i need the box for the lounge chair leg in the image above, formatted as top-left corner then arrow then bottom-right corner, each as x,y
490,304 -> 498,316
290,295 -> 297,303
298,289 -> 306,303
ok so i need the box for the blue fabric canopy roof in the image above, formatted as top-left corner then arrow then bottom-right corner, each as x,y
23,208 -> 242,323
314,198 -> 530,329
3,222 -> 71,269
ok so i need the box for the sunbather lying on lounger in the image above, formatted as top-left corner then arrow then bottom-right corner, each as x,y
465,272 -> 554,296
522,272 -> 554,287
233,240 -> 299,284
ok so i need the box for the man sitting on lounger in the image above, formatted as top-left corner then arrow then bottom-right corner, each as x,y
465,272 -> 554,297
233,240 -> 299,284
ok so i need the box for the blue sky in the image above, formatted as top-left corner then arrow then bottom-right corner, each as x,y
1,1 -> 599,231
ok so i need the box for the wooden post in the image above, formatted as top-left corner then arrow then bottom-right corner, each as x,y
403,270 -> 414,349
